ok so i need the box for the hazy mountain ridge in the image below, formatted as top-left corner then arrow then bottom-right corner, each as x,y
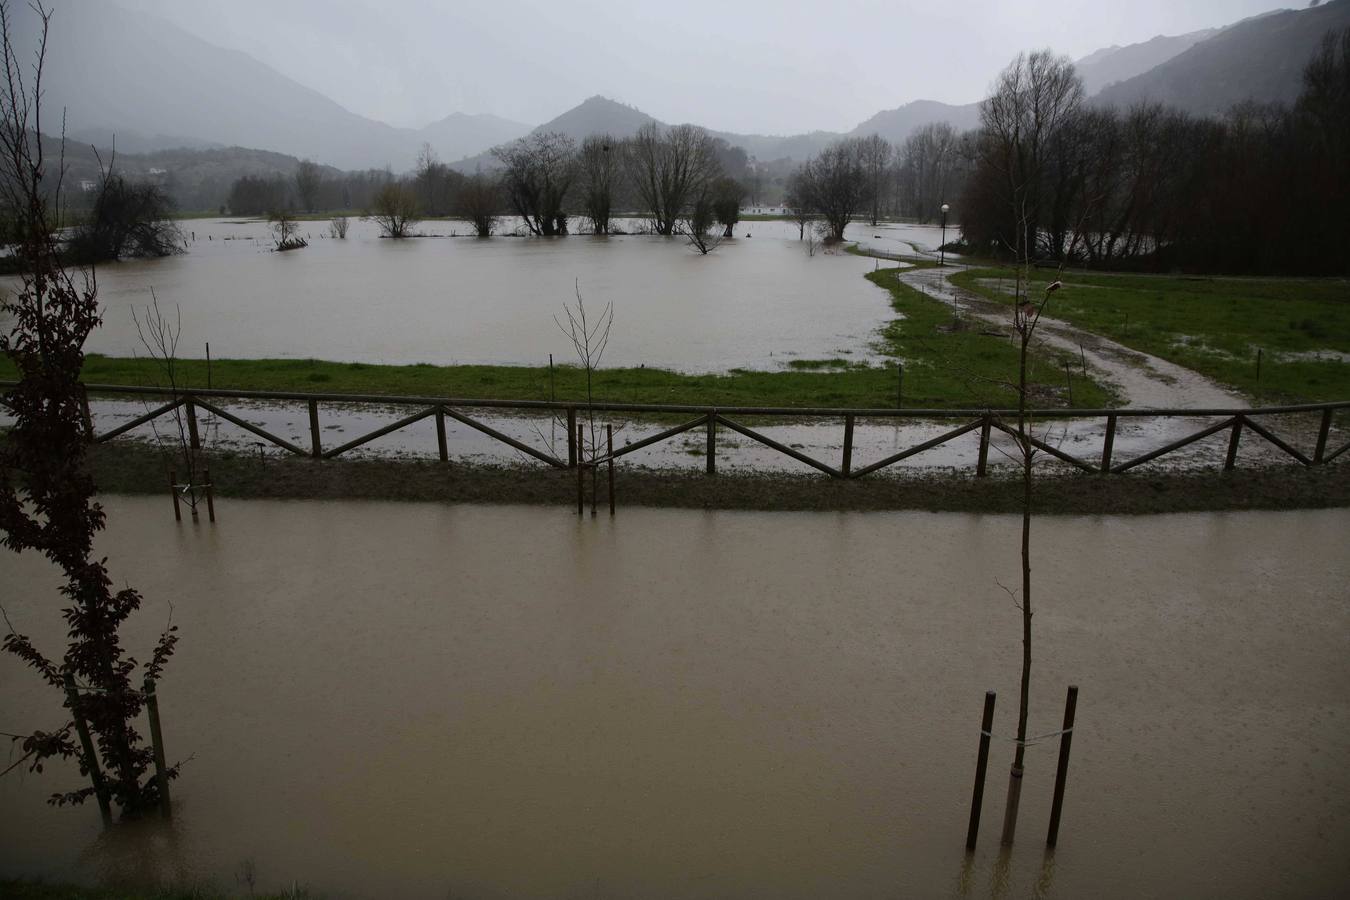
1093,0 -> 1350,114
1074,28 -> 1219,95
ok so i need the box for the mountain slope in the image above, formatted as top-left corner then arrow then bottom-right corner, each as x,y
11,0 -> 530,171
1075,28 -> 1218,95
1093,0 -> 1350,114
848,100 -> 982,145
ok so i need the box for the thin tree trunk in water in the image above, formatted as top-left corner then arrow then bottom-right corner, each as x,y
1001,298 -> 1034,846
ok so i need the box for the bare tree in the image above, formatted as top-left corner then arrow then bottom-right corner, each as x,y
413,143 -> 461,217
456,173 -> 499,237
268,209 -> 306,250
711,176 -> 745,238
785,170 -> 813,240
624,122 -> 722,236
857,133 -> 893,226
328,215 -> 349,239
492,131 -> 577,236
578,134 -> 620,234
677,187 -> 721,255
294,159 -> 322,213
555,282 -> 614,468
370,182 -> 420,238
978,49 -> 1084,261
69,147 -> 182,262
795,138 -> 869,241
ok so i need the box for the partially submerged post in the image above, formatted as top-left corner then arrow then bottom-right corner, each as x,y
1046,685 -> 1079,847
143,677 -> 172,819
169,469 -> 181,521
607,424 -> 615,516
966,691 -> 997,851
63,674 -> 112,826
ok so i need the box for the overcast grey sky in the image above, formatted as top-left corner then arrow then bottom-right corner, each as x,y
117,0 -> 1293,133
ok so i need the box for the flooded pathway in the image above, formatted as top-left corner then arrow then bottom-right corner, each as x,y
2,497 -> 1347,898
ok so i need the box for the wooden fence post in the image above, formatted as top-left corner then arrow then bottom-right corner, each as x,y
143,678 -> 172,818
567,407 -> 577,469
607,424 -> 615,516
842,414 -> 855,477
897,364 -> 904,409
308,399 -> 322,458
63,673 -> 112,826
1046,685 -> 1079,847
1100,414 -> 1117,473
1063,362 -> 1073,406
185,399 -> 200,450
576,422 -> 584,516
706,412 -> 716,476
1314,408 -> 1333,464
169,469 -> 181,522
435,408 -> 448,463
976,416 -> 991,477
203,467 -> 216,523
1225,416 -> 1244,471
966,691 -> 996,851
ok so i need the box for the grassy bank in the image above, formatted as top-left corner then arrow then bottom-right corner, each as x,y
85,442 -> 1350,514
0,265 -> 1116,410
950,268 -> 1350,402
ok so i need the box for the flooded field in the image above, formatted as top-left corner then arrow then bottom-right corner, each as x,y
2,497 -> 1347,898
0,219 -> 945,372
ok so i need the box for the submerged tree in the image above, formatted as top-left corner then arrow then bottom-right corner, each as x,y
578,134 -> 620,235
67,161 -> 182,263
0,0 -> 179,817
795,138 -> 869,241
456,172 -> 500,237
370,182 -> 420,238
711,176 -> 745,238
492,131 -> 577,236
625,123 -> 722,236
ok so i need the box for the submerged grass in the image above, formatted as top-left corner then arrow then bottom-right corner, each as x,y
950,267 -> 1350,402
0,265 -> 1116,410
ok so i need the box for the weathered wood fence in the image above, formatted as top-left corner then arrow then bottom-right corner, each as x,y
3,382 -> 1347,477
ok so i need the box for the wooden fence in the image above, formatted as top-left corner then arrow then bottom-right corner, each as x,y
3,382 -> 1347,477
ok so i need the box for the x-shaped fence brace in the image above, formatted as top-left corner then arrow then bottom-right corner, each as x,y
1,383 -> 1347,478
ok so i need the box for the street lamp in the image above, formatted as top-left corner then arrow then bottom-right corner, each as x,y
939,203 -> 951,267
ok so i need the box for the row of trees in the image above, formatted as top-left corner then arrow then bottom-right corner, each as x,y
960,30 -> 1350,274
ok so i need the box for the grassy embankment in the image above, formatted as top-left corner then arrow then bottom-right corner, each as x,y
950,268 -> 1350,403
0,261 -> 1116,411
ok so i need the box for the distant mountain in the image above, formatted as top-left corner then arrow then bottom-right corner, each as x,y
10,1 -> 531,171
68,127 -> 225,155
1075,28 -> 1219,95
417,112 -> 531,162
1093,0 -> 1350,115
848,100 -> 982,145
451,94 -> 979,173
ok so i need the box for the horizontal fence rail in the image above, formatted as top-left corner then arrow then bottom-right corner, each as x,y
2,381 -> 1347,479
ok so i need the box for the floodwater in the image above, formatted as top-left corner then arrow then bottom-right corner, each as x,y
0,218 -> 947,372
2,497 -> 1348,898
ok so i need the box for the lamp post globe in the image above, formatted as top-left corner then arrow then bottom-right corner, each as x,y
939,203 -> 951,267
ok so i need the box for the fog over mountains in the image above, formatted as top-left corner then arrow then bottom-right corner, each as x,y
14,0 -> 1350,173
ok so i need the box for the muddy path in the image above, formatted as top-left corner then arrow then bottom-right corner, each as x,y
893,264 -> 1247,410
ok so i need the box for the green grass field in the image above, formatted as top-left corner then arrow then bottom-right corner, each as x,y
950,268 -> 1350,403
0,264 -> 1114,410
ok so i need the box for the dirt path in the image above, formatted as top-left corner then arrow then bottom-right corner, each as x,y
894,264 -> 1248,410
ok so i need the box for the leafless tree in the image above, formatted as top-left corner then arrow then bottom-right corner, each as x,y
294,159 -> 322,213
677,187 -> 721,255
624,122 -> 722,236
370,182 -> 419,238
268,209 -> 306,250
456,173 -> 500,237
857,133 -> 893,226
785,170 -> 813,240
328,215 -> 349,239
795,137 -> 869,241
555,282 -> 614,467
492,131 -> 577,236
711,176 -> 745,238
413,142 -> 461,216
978,49 -> 1084,261
577,134 -> 620,234
69,145 -> 182,262
131,293 -> 209,518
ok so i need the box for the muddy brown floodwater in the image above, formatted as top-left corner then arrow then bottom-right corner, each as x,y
2,498 -> 1348,899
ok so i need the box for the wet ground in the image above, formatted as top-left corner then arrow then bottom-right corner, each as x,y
2,497 -> 1348,898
